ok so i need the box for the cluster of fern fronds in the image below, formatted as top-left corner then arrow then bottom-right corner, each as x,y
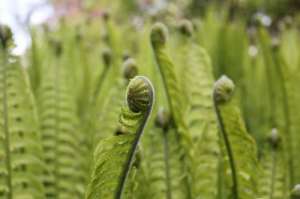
1,4 -> 300,199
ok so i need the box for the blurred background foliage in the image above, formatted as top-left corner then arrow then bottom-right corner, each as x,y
1,0 -> 300,198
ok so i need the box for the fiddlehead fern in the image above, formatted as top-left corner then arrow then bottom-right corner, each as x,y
213,75 -> 258,199
151,22 -> 193,198
86,76 -> 154,199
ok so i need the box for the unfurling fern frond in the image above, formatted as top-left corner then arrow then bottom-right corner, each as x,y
0,56 -> 45,198
150,23 -> 193,197
213,75 -> 258,199
258,129 -> 289,199
86,76 -> 154,199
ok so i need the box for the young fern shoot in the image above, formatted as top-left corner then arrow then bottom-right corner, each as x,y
150,22 -> 193,198
213,75 -> 258,199
86,76 -> 154,199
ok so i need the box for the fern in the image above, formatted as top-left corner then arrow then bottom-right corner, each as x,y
37,58 -> 83,198
186,46 -> 220,199
172,23 -> 221,198
141,108 -> 187,199
213,75 -> 258,199
0,53 -> 45,198
86,76 -> 154,199
150,22 -> 194,198
257,129 -> 289,199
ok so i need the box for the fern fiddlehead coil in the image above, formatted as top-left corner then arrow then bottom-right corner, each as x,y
213,75 -> 235,104
213,75 -> 238,199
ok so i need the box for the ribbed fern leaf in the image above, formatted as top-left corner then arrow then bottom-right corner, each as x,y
37,60 -> 82,198
86,76 -> 154,199
182,40 -> 220,198
0,55 -> 45,198
213,76 -> 258,199
257,129 -> 289,199
142,108 -> 187,199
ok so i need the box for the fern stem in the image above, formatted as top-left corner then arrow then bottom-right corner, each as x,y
1,52 -> 13,199
213,76 -> 238,199
115,76 -> 154,199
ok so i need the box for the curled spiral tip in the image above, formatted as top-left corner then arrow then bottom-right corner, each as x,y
267,128 -> 281,149
155,107 -> 171,131
123,58 -> 138,80
178,19 -> 194,37
292,184 -> 300,198
150,22 -> 168,47
213,75 -> 235,103
127,76 -> 154,113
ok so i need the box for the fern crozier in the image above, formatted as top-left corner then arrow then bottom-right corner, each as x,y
127,76 -> 154,113
213,75 -> 235,103
150,23 -> 168,48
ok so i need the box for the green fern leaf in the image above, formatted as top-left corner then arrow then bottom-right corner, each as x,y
142,108 -> 187,199
37,61 -> 82,198
213,75 -> 258,199
0,55 -> 45,198
86,76 -> 154,199
257,129 -> 289,199
185,45 -> 220,199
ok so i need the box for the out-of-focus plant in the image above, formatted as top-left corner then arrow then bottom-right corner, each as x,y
1,1 -> 300,198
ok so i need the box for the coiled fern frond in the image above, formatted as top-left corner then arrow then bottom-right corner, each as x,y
86,76 -> 154,199
213,75 -> 258,199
